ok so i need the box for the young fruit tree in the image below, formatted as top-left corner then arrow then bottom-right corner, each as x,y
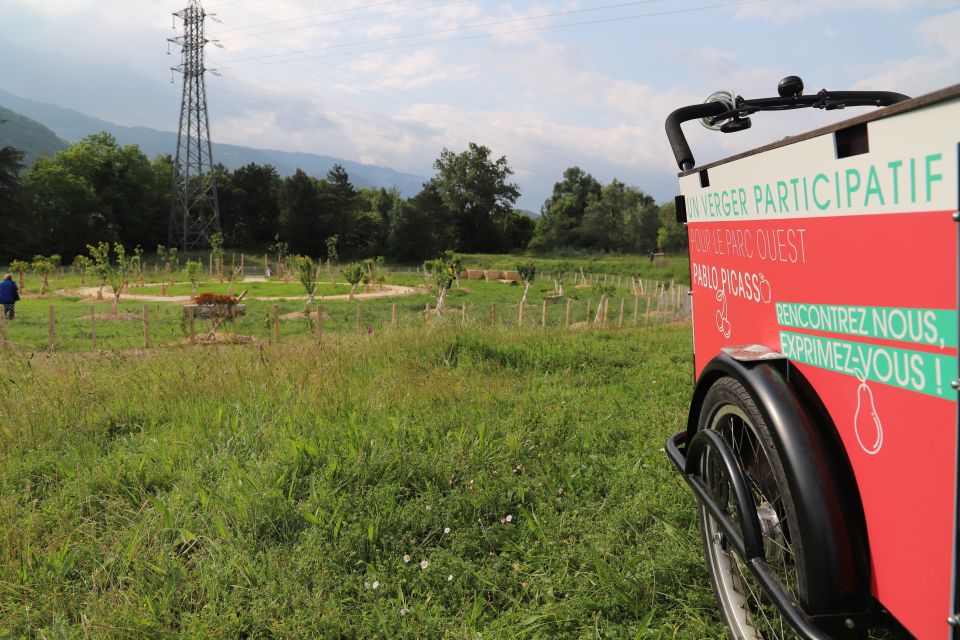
517,262 -> 536,306
10,260 -> 28,293
592,283 -> 616,326
185,260 -> 203,296
342,263 -> 364,301
31,255 -> 54,295
156,245 -> 178,295
86,242 -> 111,301
295,255 -> 318,307
210,232 -> 226,282
424,254 -> 457,314
49,254 -> 62,280
86,242 -> 134,314
132,245 -> 145,286
106,245 -> 133,315
72,255 -> 91,285
446,252 -> 464,289
553,261 -> 574,297
224,264 -> 242,296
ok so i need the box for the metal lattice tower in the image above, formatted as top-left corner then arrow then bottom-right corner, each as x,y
168,0 -> 221,250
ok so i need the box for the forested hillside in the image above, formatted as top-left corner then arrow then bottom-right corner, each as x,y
0,107 -> 68,167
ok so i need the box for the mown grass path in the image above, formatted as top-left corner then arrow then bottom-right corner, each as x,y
0,324 -> 724,638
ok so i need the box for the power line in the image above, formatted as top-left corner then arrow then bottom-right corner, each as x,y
207,9 -> 596,173
214,67 -> 576,179
214,0 -> 465,35
214,0 -> 672,66
216,0 -> 767,69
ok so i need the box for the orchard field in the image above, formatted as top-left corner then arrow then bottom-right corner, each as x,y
0,253 -> 728,638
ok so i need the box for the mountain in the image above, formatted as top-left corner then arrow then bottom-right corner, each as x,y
0,105 -> 68,167
0,89 -> 429,197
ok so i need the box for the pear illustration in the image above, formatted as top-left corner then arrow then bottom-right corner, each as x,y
758,273 -> 772,304
853,369 -> 883,455
715,289 -> 731,338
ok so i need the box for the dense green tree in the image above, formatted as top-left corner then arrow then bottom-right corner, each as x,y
502,210 -> 535,250
531,167 -> 602,250
656,201 -> 688,252
388,183 -> 456,262
321,164 -> 359,257
352,187 -> 399,258
22,158 -> 99,258
429,142 -> 519,252
0,146 -> 28,260
278,169 -> 322,255
56,133 -> 166,249
580,179 -> 657,252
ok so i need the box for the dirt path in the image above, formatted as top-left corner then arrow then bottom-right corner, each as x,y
56,284 -> 425,303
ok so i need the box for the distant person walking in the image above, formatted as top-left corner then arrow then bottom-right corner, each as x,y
0,273 -> 19,320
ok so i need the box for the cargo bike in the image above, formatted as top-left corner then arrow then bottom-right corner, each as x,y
663,77 -> 960,639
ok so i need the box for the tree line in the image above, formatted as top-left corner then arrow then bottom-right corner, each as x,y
0,133 -> 687,264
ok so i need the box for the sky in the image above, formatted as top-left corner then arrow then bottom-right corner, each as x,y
1,0 -> 959,210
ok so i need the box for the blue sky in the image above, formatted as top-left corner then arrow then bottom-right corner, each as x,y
1,0 -> 958,209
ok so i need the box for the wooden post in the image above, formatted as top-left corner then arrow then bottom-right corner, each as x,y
517,301 -> 525,327
317,304 -> 323,338
645,295 -> 652,325
142,305 -> 150,348
391,303 -> 397,324
633,296 -> 639,327
564,298 -> 571,327
541,299 -> 547,329
48,305 -> 55,351
618,298 -> 625,328
586,298 -> 592,323
188,307 -> 195,343
273,305 -> 280,343
356,304 -> 362,331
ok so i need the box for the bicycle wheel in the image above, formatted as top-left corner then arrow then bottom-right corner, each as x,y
697,376 -> 807,640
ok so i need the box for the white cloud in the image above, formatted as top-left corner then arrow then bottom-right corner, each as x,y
852,9 -> 960,95
734,0 -> 922,24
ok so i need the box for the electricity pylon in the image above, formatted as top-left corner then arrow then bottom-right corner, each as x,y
168,0 -> 221,250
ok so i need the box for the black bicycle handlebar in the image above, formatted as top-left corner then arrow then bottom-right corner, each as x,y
665,88 -> 911,171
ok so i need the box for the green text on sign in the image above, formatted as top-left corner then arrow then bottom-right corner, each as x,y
776,303 -> 957,349
780,331 -> 957,401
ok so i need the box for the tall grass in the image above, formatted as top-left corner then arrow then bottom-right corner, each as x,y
0,323 -> 723,638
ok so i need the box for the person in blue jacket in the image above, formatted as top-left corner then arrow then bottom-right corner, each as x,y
0,273 -> 19,320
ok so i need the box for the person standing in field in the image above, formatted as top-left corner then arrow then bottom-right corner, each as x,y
0,273 -> 19,320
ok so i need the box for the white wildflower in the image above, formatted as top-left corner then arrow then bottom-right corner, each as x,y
420,559 -> 429,570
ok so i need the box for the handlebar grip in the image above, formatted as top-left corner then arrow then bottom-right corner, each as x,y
665,102 -> 727,171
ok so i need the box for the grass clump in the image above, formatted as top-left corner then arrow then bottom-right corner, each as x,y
0,323 -> 724,638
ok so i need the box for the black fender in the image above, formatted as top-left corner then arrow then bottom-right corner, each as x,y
687,352 -> 872,615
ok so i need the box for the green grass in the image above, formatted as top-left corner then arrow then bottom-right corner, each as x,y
0,323 -> 724,638
128,281 -> 353,298
2,273 -> 688,352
